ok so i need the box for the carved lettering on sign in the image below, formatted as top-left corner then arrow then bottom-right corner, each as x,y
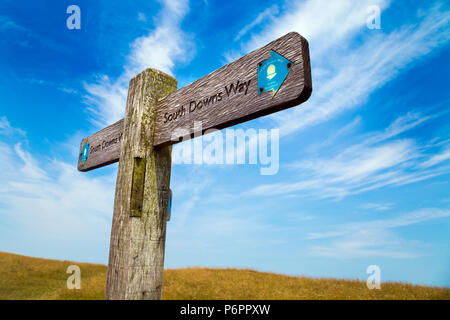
163,79 -> 251,125
88,132 -> 123,156
78,32 -> 312,172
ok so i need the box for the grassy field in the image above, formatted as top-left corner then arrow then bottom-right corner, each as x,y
1,251 -> 449,300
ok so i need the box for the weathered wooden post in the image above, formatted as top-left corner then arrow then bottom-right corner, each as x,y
105,68 -> 177,300
77,32 -> 312,300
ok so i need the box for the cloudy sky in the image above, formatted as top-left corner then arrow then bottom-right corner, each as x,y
0,0 -> 449,287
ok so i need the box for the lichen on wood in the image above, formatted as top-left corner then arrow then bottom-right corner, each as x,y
105,68 -> 177,300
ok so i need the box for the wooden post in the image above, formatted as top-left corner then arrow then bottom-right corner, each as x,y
78,32 -> 312,172
105,68 -> 177,300
77,33 -> 312,300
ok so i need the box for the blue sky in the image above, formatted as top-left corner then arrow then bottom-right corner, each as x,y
0,0 -> 449,287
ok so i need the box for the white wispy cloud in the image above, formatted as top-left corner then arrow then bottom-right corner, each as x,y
83,75 -> 128,128
22,78 -> 78,96
0,15 -> 25,31
84,0 -> 194,127
307,208 -> 450,258
137,12 -> 147,22
169,167 -> 213,227
361,112 -> 436,146
14,143 -> 48,180
359,202 -> 394,211
246,111 -> 450,199
0,122 -> 116,260
239,0 -> 389,54
234,5 -> 279,41
420,148 -> 450,168
0,116 -> 26,136
228,1 -> 450,138
310,229 -> 422,259
307,208 -> 450,240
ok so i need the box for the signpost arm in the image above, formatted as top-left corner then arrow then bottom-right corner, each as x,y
105,68 -> 177,300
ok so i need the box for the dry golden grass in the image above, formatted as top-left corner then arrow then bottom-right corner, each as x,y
0,251 -> 106,300
163,267 -> 450,300
1,251 -> 449,300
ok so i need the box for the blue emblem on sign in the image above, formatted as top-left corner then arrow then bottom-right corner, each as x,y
81,143 -> 89,164
167,189 -> 172,221
257,50 -> 294,97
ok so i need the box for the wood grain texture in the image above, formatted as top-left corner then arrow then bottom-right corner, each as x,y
154,31 -> 312,147
77,119 -> 124,172
105,68 -> 177,300
77,32 -> 312,171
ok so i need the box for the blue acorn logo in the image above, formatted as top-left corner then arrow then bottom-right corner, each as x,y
258,50 -> 294,97
81,143 -> 89,163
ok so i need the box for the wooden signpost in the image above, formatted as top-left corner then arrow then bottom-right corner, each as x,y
77,32 -> 312,299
